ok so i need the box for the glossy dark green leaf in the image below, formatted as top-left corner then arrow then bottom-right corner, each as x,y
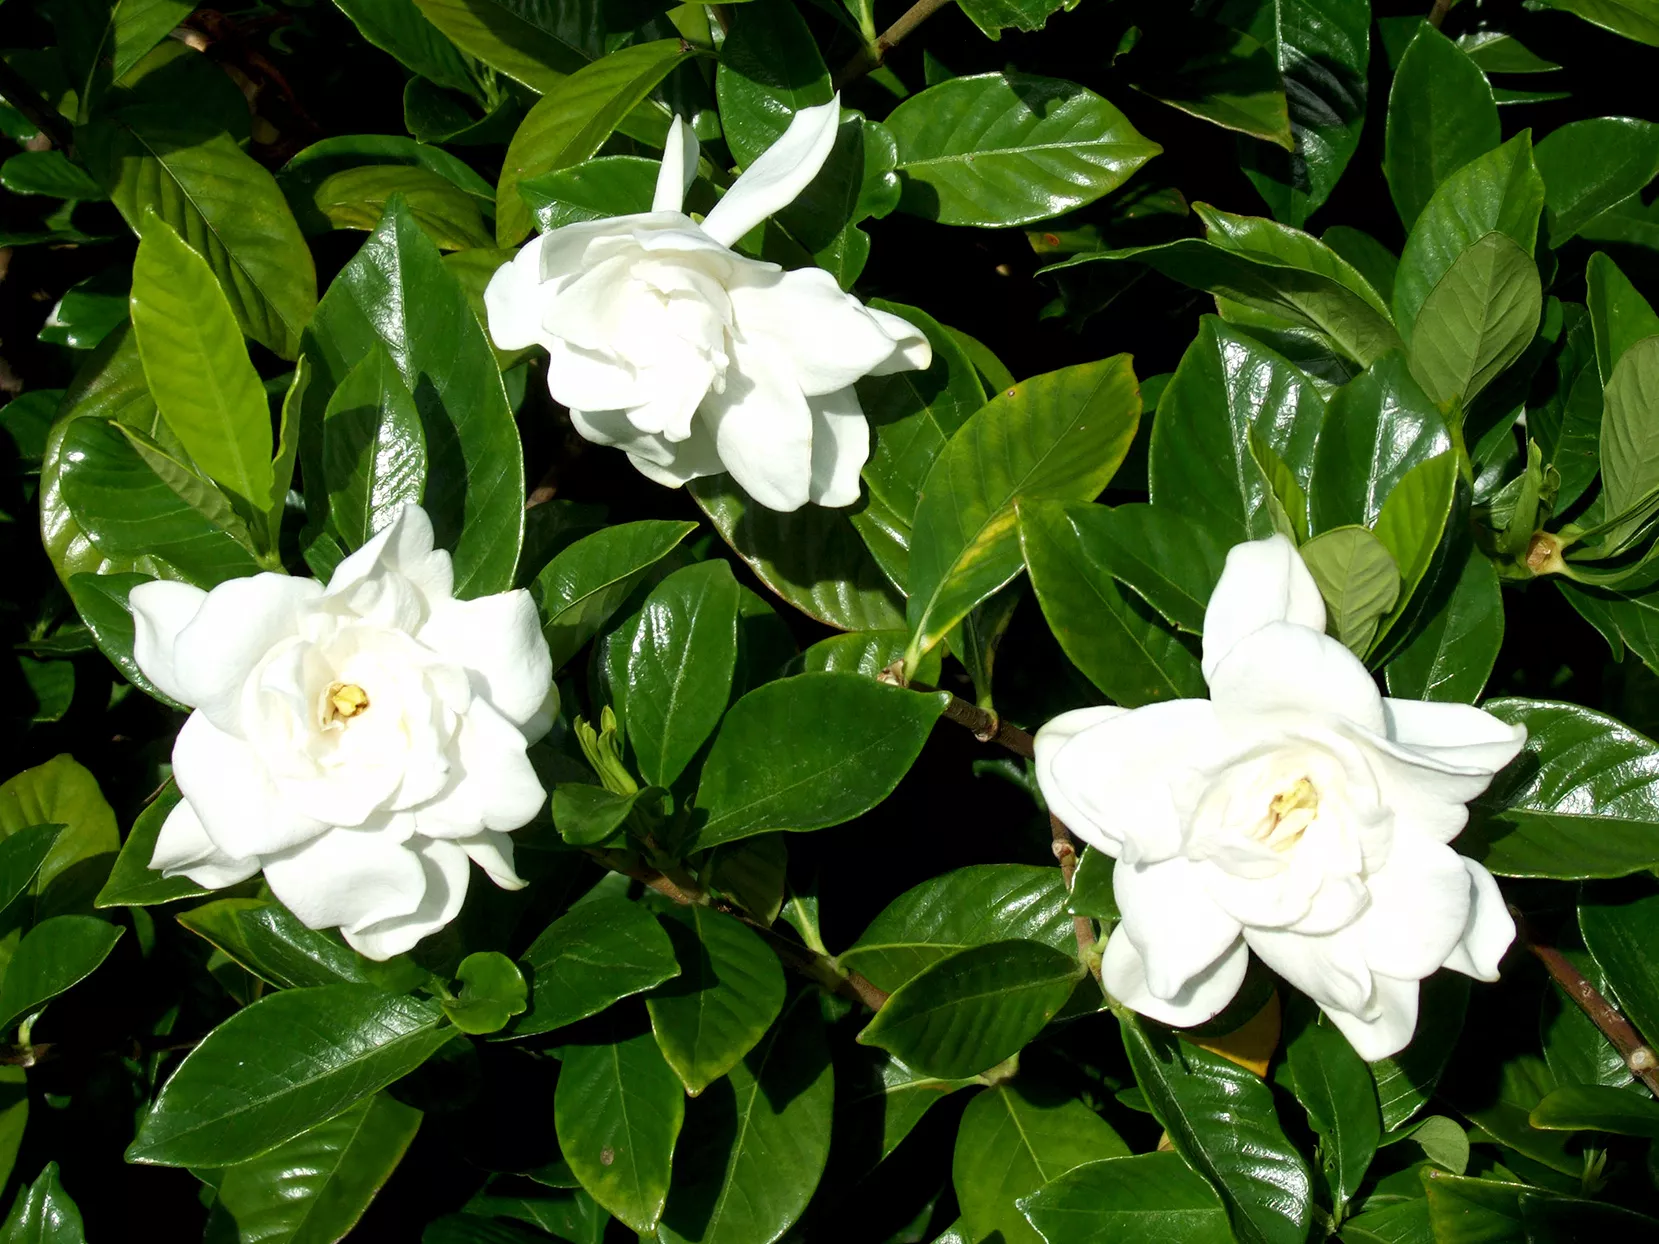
1236,0 -> 1371,228
38,267 -> 128,352
1536,117 -> 1659,241
0,1163 -> 86,1244
858,940 -> 1080,1079
1581,883 -> 1659,1044
795,630 -> 941,686
1529,1083 -> 1659,1136
175,898 -> 378,990
1017,499 -> 1206,706
321,342 -> 428,551
1370,973 -> 1469,1131
1017,1152 -> 1234,1244
1537,0 -> 1659,49
302,198 -> 523,598
1393,135 -> 1544,350
1587,250 -> 1659,384
690,477 -> 906,631
551,784 -> 666,848
839,864 -> 1078,993
0,826 -> 66,919
1385,546 -> 1504,703
954,0 -> 1068,38
0,151 -> 104,200
409,0 -> 616,94
1601,336 -> 1659,544
1383,25 -> 1499,230
1150,317 -> 1324,543
95,783 -> 205,907
832,1045 -> 974,1175
79,107 -> 316,359
1124,16 -> 1291,149
1420,1172 -> 1525,1243
128,986 -> 453,1167
0,754 -> 121,919
1299,525 -> 1400,655
334,0 -> 479,95
703,836 -> 787,925
311,166 -> 493,251
517,896 -> 679,1037
1531,307 -> 1604,511
442,952 -> 527,1035
953,1081 -> 1128,1244
658,992 -> 833,1244
1120,1013 -> 1312,1244
614,562 -> 740,789
531,520 -> 699,671
693,673 -> 945,850
555,1029 -> 684,1233
1519,1191 -> 1659,1238
646,906 -> 785,1095
713,0 -> 830,169
520,155 -> 659,231
905,356 -> 1141,669
0,915 -> 122,1031
885,73 -> 1160,228
1407,232 -> 1542,407
205,1092 -> 422,1244
1467,699 -> 1659,878
1282,1001 -> 1381,1213
1462,1052 -> 1580,1177
1309,354 -> 1450,533
496,41 -> 696,245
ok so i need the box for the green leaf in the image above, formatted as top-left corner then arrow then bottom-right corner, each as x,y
0,826 -> 66,920
519,155 -> 661,231
796,630 -> 941,685
833,1045 -> 974,1177
96,784 -> 206,907
1529,1083 -> 1659,1136
1370,973 -> 1469,1130
1420,1172 -> 1525,1243
646,906 -> 785,1096
689,478 -> 905,631
954,0 -> 1068,39
551,785 -> 667,847
79,107 -> 317,359
885,73 -> 1160,227
128,985 -> 453,1167
129,212 -> 274,515
1467,699 -> 1659,879
1540,948 -> 1633,1092
0,915 -> 122,1032
311,166 -> 493,251
1017,499 -> 1207,705
279,135 -> 495,219
530,520 -> 699,671
857,940 -> 1080,1079
0,754 -> 120,918
953,1081 -> 1128,1244
1017,1152 -> 1235,1244
442,952 -> 527,1035
517,896 -> 679,1037
1299,526 -> 1400,655
0,151 -> 105,200
1385,545 -> 1504,703
1536,117 -> 1659,242
321,342 -> 428,551
409,0 -> 612,93
839,864 -> 1080,993
1383,25 -> 1499,230
1119,1012 -> 1313,1244
1371,452 -> 1460,648
1069,848 -> 1118,923
204,1092 -> 422,1244
333,0 -> 479,96
0,1163 -> 86,1244
905,356 -> 1141,670
693,673 -> 944,850
1150,317 -> 1325,543
1587,251 -> 1659,384
657,992 -> 833,1244
1236,1 -> 1372,229
1282,1001 -> 1382,1214
614,562 -> 740,789
555,1029 -> 684,1233
1407,233 -> 1543,406
301,197 -> 524,598
1309,355 -> 1451,533
1600,336 -> 1659,544
713,0 -> 831,169
1537,0 -> 1659,48
1393,135 -> 1545,351
1532,307 -> 1604,512
1580,882 -> 1659,1045
496,41 -> 697,246
1123,16 -> 1292,150
175,898 -> 384,991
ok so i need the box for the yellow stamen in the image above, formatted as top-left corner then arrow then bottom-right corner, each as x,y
325,682 -> 370,723
1260,777 -> 1318,852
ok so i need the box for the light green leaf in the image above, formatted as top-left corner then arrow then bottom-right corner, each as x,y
1385,546 -> 1504,703
0,754 -> 120,919
312,166 -> 493,251
1407,232 -> 1543,406
442,951 -> 527,1035
1299,526 -> 1401,655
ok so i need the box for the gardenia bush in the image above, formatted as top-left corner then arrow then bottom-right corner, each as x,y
8,0 -> 1659,1241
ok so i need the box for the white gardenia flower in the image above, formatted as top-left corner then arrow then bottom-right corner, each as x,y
129,505 -> 554,960
483,97 -> 930,513
1036,534 -> 1527,1060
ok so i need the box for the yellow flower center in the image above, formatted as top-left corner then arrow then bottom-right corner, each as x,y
324,681 -> 370,725
1259,777 -> 1318,852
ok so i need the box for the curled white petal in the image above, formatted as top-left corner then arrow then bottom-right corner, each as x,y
1202,533 -> 1325,680
701,96 -> 842,248
150,799 -> 260,889
1102,929 -> 1249,1028
129,579 -> 207,706
654,115 -> 700,213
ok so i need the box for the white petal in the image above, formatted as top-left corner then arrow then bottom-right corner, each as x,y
150,799 -> 260,888
326,503 -> 453,606
1320,973 -> 1421,1061
173,711 -> 329,856
1207,622 -> 1386,734
865,308 -> 933,376
484,234 -> 553,352
1443,859 -> 1514,981
129,579 -> 207,706
628,436 -> 726,490
1103,929 -> 1249,1028
171,574 -> 324,733
460,830 -> 527,891
1382,700 -> 1528,780
1352,706 -> 1526,846
1358,833 -> 1472,981
1246,923 -> 1374,1017
1116,856 -> 1243,1000
1035,706 -> 1130,853
419,590 -> 552,730
727,266 -> 903,396
413,699 -> 546,837
544,339 -> 659,414
1202,534 -> 1326,681
701,349 -> 815,512
342,837 -> 472,960
262,819 -> 426,936
654,115 -> 700,213
701,96 -> 842,247
807,387 -> 869,508
1037,699 -> 1227,865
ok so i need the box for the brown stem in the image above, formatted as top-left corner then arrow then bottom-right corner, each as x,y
939,695 -> 1036,758
1427,0 -> 1455,29
0,59 -> 74,153
1051,814 -> 1101,982
1517,910 -> 1659,1097
833,0 -> 957,89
